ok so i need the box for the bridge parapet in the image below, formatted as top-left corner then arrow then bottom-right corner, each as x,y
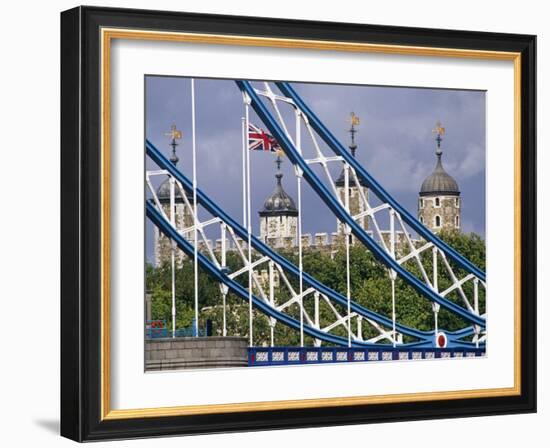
248,346 -> 485,366
146,336 -> 248,371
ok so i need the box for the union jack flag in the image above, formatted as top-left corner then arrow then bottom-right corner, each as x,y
248,123 -> 282,153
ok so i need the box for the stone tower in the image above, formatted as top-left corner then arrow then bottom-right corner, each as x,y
259,155 -> 298,248
418,121 -> 461,234
335,112 -> 369,237
154,125 -> 195,266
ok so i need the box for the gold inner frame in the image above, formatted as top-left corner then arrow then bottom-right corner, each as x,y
100,27 -> 522,420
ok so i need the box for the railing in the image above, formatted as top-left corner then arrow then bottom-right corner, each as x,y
248,346 -> 486,366
145,320 -> 211,339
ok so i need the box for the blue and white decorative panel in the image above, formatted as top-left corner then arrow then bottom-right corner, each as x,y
256,351 -> 269,362
247,348 -> 484,366
306,351 -> 318,361
288,351 -> 300,361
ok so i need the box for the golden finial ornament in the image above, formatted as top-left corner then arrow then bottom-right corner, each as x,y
432,120 -> 445,153
165,124 -> 183,141
432,120 -> 445,137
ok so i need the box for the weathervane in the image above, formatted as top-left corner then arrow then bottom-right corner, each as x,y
164,124 -> 183,165
349,112 -> 360,157
432,120 -> 445,155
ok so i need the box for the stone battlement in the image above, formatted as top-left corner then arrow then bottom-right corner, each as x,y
155,227 -> 418,269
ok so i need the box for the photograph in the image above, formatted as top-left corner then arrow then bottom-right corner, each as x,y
144,77 -> 487,371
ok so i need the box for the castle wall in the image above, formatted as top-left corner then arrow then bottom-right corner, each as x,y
418,195 -> 460,233
260,215 -> 297,242
380,231 -> 410,257
336,185 -> 369,234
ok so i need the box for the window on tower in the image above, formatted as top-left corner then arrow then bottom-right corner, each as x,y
456,215 -> 459,227
435,197 -> 440,207
419,198 -> 424,208
419,216 -> 424,224
435,215 -> 441,227
455,197 -> 460,207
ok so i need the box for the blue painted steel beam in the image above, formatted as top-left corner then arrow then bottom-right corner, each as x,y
146,140 -> 479,347
146,141 -> 429,343
276,81 -> 486,283
235,80 -> 485,328
147,201 -> 432,348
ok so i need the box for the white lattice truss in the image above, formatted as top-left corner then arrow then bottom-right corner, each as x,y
251,82 -> 486,346
146,170 -> 401,347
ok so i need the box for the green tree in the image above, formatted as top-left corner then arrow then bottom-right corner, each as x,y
146,230 -> 485,345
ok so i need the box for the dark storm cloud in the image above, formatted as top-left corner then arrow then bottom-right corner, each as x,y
145,77 -> 485,262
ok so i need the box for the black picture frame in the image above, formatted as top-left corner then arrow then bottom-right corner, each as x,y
61,5 -> 536,442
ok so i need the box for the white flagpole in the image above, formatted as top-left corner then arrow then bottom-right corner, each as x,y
269,261 -> 275,347
295,110 -> 304,348
191,78 -> 199,338
221,223 -> 227,337
170,176 -> 176,338
244,95 -> 253,347
390,210 -> 396,348
474,278 -> 479,348
344,163 -> 351,348
432,246 -> 439,339
241,117 -> 246,226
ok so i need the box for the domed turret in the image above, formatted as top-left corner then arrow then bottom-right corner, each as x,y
420,156 -> 460,196
259,155 -> 298,245
418,122 -> 461,233
420,135 -> 460,197
259,171 -> 298,217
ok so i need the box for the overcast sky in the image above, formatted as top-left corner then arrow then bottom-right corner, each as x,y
145,76 -> 486,263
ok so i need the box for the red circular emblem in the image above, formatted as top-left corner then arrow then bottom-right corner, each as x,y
436,332 -> 447,348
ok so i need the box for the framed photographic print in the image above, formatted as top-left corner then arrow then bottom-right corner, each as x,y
60,6 -> 536,441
